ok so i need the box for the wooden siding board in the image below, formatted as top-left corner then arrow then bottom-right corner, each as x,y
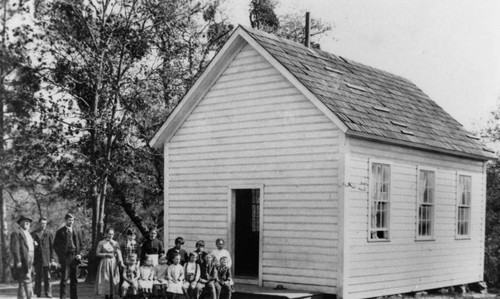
166,44 -> 340,293
262,282 -> 336,294
344,138 -> 486,298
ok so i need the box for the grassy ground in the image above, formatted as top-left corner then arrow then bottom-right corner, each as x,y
0,279 -> 94,299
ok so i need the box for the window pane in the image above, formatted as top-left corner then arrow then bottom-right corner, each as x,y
457,206 -> 470,236
418,170 -> 434,237
457,175 -> 471,237
251,190 -> 260,232
370,163 -> 390,240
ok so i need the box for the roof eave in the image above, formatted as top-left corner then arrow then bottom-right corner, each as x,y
149,26 -> 350,149
345,130 -> 495,161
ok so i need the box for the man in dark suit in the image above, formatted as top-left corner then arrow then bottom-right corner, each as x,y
31,217 -> 55,298
10,215 -> 36,299
53,213 -> 84,299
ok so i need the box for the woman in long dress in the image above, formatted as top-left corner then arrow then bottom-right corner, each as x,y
95,228 -> 125,299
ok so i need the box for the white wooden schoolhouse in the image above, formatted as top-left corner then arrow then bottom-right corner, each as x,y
149,26 -> 495,299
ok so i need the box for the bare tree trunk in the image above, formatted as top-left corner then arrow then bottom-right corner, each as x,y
86,181 -> 106,282
0,0 -> 8,283
108,174 -> 149,237
0,86 -> 8,283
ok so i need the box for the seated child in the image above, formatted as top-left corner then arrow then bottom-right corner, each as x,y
196,254 -> 220,299
153,255 -> 169,298
217,257 -> 234,299
166,253 -> 185,299
138,257 -> 155,298
121,254 -> 139,298
182,252 -> 200,299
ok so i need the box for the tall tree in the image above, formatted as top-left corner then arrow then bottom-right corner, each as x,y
0,0 -> 41,282
30,0 -> 233,279
0,0 -> 233,281
249,0 -> 279,32
481,106 -> 500,286
34,0 -> 162,278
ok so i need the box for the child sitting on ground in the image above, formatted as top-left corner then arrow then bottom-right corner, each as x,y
121,254 -> 139,298
138,257 -> 155,298
166,253 -> 185,299
217,256 -> 234,299
182,252 -> 200,299
153,255 -> 169,298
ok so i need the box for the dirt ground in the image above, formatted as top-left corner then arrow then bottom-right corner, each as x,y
0,281 -> 498,299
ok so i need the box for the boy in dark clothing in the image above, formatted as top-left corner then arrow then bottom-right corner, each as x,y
195,254 -> 220,299
217,257 -> 234,299
194,240 -> 207,265
166,236 -> 189,265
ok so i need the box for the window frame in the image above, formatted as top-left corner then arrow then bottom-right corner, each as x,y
415,167 -> 436,241
368,160 -> 392,242
455,173 -> 472,240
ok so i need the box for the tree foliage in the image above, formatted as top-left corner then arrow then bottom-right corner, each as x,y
3,0 -> 233,280
481,107 -> 500,287
248,1 -> 332,49
1,0 -> 46,282
484,159 -> 500,287
249,0 -> 279,32
275,13 -> 332,49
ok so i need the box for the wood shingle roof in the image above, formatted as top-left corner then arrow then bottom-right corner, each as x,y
242,26 -> 494,161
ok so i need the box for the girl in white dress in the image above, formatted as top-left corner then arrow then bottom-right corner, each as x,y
138,257 -> 154,297
166,254 -> 185,298
153,255 -> 169,298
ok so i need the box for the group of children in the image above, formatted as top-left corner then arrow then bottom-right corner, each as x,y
120,241 -> 234,299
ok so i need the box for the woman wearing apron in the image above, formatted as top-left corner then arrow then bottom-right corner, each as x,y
140,227 -> 164,266
95,228 -> 125,298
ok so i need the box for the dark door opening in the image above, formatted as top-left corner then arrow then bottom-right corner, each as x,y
234,189 -> 260,278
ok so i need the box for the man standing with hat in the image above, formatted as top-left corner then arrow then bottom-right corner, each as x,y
10,215 -> 36,299
31,217 -> 56,298
53,213 -> 84,299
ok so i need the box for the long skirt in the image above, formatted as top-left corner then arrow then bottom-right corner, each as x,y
167,280 -> 184,294
138,279 -> 154,290
95,257 -> 120,296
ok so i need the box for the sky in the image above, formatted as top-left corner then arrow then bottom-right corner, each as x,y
224,0 -> 500,132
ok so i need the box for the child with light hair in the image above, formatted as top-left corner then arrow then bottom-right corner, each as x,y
153,255 -> 169,298
166,253 -> 185,298
138,256 -> 155,297
121,254 -> 139,297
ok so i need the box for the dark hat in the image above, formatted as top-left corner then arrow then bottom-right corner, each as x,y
64,213 -> 74,220
17,215 -> 33,225
175,236 -> 185,245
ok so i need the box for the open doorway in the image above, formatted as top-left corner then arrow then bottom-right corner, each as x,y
231,188 -> 261,280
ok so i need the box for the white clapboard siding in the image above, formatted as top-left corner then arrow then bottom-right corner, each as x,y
166,43 -> 340,293
344,138 -> 486,298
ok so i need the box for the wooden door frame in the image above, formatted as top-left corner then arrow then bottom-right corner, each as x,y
228,185 -> 264,286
